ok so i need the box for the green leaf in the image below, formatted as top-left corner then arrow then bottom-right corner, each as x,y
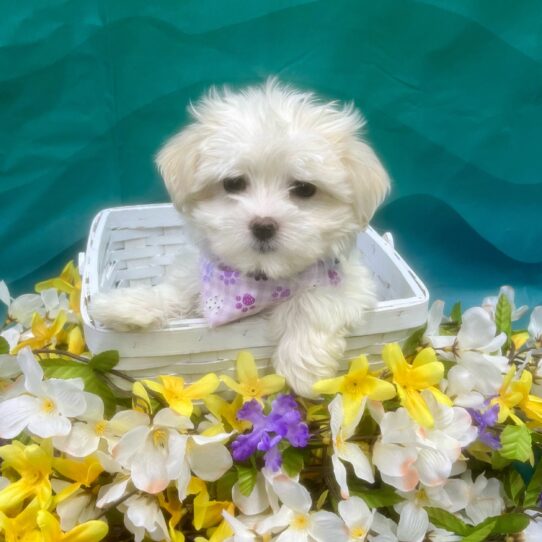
89,350 -> 120,373
491,450 -> 512,470
524,459 -> 542,506
0,336 -> 9,355
215,469 -> 237,501
461,519 -> 497,542
402,325 -> 427,357
350,484 -> 404,508
41,358 -> 117,417
500,425 -> 533,463
490,513 -> 531,534
425,507 -> 470,536
503,470 -> 525,505
282,447 -> 304,477
236,465 -> 257,497
84,373 -> 117,418
495,293 -> 512,347
450,301 -> 462,324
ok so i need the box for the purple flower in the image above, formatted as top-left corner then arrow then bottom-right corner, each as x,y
231,394 -> 310,471
468,404 -> 501,450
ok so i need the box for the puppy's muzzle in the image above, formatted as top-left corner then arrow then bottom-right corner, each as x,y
250,217 -> 278,242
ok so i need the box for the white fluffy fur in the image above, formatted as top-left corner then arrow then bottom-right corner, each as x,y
90,79 -> 390,397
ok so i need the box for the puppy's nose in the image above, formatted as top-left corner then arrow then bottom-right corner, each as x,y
250,217 -> 278,241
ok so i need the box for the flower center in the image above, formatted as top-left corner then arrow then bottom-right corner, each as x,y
152,429 -> 168,449
344,373 -> 365,395
350,526 -> 366,539
244,380 -> 260,397
0,379 -> 10,392
41,398 -> 55,413
291,513 -> 309,531
94,420 -> 107,436
415,488 -> 428,506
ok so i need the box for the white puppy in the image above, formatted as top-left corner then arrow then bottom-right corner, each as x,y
90,79 -> 390,397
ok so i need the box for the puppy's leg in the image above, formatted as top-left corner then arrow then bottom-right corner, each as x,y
89,252 -> 200,331
270,259 -> 377,397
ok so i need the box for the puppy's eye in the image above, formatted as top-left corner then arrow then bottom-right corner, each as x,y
290,180 -> 317,198
223,176 -> 247,193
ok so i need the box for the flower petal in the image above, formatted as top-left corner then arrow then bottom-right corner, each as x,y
339,442 -> 374,484
312,375 -> 343,396
331,454 -> 349,499
184,373 -> 220,399
310,510 -> 349,542
53,422 -> 100,457
232,472 -> 270,516
236,351 -> 259,382
416,447 -> 452,487
259,374 -> 286,395
396,502 -> 428,542
338,496 -> 373,532
0,395 -> 40,439
188,442 -> 232,481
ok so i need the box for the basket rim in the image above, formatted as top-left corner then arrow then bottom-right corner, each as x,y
80,203 -> 429,336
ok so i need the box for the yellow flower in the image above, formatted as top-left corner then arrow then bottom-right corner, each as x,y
35,261 -> 82,314
67,326 -> 85,355
0,441 -> 53,512
382,343 -> 450,428
13,311 -> 67,353
0,498 -> 41,542
158,489 -> 186,542
203,394 -> 250,433
220,351 -> 285,403
37,510 -> 108,542
491,368 -> 542,425
189,478 -> 232,531
143,373 -> 219,417
511,331 -> 529,351
313,354 -> 396,426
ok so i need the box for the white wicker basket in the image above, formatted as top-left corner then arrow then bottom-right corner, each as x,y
80,204 -> 429,382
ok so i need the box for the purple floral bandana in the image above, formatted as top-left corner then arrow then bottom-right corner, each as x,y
200,256 -> 342,327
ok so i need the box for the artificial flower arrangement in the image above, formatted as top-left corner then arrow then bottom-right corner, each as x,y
0,262 -> 541,541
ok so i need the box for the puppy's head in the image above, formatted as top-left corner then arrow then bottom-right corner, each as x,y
156,79 -> 390,278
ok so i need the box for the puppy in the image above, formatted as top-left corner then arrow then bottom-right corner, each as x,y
90,79 -> 390,397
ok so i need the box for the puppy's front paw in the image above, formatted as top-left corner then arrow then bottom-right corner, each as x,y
272,331 -> 346,398
89,289 -> 167,331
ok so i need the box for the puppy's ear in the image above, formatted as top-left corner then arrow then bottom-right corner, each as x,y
343,136 -> 390,229
155,124 -> 203,211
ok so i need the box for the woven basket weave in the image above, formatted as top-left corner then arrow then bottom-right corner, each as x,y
80,204 -> 429,383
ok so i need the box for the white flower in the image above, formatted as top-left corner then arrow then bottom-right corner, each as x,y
329,395 -> 374,498
460,471 -> 504,525
5,286 -> 74,327
112,407 -> 232,498
368,511 -> 420,542
256,475 -> 348,542
232,470 -> 278,516
338,496 -> 374,541
482,286 -> 528,322
373,394 -> 476,491
393,479 -> 469,542
423,301 -> 451,350
53,398 -> 148,457
528,306 -> 542,344
56,487 -> 100,531
0,324 -> 25,400
222,510 -> 259,542
522,510 -> 542,542
175,430 -> 233,502
119,494 -> 170,542
0,347 -> 87,438
112,408 -> 192,494
442,308 -> 509,407
96,451 -> 132,509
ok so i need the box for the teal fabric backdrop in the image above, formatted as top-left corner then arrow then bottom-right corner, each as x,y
1,0 -> 541,310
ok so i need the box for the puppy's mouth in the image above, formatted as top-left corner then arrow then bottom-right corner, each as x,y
253,241 -> 277,254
